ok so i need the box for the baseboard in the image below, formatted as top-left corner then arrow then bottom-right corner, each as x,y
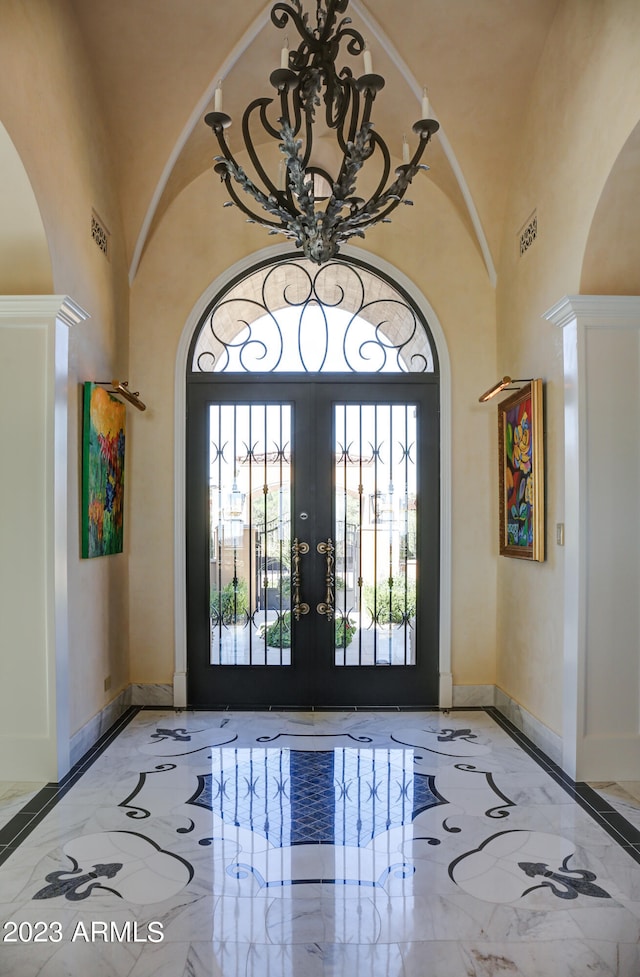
452,684 -> 495,707
69,687 -> 132,768
494,687 -> 563,766
129,683 -> 174,706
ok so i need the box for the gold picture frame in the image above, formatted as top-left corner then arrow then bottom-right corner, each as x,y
498,379 -> 544,561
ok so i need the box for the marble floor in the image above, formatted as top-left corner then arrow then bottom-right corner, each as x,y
1,708 -> 640,976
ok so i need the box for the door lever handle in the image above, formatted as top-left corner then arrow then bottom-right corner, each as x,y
291,538 -> 310,620
316,538 -> 335,621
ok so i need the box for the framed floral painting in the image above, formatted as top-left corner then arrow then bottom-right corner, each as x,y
498,379 -> 544,561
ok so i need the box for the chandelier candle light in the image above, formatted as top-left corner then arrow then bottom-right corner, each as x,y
205,0 -> 439,264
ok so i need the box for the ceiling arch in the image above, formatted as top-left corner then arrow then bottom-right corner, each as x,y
0,120 -> 52,294
581,118 -> 640,295
128,0 -> 498,286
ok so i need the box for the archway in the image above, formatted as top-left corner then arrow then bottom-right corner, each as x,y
581,119 -> 640,295
0,119 -> 52,294
173,245 -> 452,707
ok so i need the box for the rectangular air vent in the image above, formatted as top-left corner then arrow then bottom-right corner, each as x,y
91,209 -> 110,259
519,210 -> 537,257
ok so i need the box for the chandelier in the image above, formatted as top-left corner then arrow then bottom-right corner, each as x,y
205,0 -> 439,264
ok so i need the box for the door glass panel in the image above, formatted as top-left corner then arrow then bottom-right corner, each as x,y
209,404 -> 292,665
334,404 -> 417,666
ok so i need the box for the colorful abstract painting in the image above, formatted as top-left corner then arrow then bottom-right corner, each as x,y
82,382 -> 126,558
498,379 -> 544,562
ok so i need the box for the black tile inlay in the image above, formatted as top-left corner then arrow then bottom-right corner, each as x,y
485,705 -> 640,855
622,844 -> 640,865
20,786 -> 60,812
598,811 -> 640,845
0,811 -> 37,846
0,846 -> 19,868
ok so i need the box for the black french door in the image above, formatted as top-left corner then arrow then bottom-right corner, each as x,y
186,374 -> 439,707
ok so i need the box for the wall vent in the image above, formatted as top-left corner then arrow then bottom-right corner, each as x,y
518,210 -> 537,257
91,210 -> 110,259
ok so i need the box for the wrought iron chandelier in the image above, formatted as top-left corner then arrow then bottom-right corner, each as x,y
205,0 -> 439,264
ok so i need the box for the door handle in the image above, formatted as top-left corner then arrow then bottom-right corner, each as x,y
291,538 -> 310,620
316,538 -> 335,621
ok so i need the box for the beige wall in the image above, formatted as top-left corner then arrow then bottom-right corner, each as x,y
0,0 -> 130,736
129,171 -> 498,692
495,0 -> 640,734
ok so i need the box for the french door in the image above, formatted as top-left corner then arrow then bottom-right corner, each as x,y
186,374 -> 439,707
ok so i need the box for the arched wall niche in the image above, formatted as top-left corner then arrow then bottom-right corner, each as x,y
0,119 -> 53,294
581,118 -> 640,295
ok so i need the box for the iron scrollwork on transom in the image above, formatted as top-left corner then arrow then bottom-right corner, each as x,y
191,259 -> 436,374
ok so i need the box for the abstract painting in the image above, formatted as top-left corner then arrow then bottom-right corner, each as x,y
82,382 -> 126,558
498,379 -> 544,561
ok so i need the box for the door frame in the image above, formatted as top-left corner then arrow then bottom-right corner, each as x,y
173,243 -> 453,708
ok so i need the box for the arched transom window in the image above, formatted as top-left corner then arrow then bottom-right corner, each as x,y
190,258 -> 437,374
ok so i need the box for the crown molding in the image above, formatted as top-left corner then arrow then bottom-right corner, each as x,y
0,295 -> 90,327
544,294 -> 640,330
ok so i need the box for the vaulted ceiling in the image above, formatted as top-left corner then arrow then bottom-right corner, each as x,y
68,0 -> 561,283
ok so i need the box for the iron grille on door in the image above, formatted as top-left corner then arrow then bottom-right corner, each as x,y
209,404 -> 292,666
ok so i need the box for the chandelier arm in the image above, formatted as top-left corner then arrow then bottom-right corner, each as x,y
300,108 -> 314,170
249,96 -> 283,141
241,104 -> 285,202
323,69 -> 354,134
345,166 -> 418,231
334,24 -> 365,58
271,2 -> 309,39
278,87 -> 294,134
222,172 -> 287,229
358,86 -> 378,128
331,114 -> 376,212
345,79 -> 361,145
279,121 -> 314,209
217,153 -> 299,231
330,168 -> 411,234
362,129 -> 392,206
352,127 -> 436,228
289,38 -> 312,75
331,85 -> 373,196
405,127 -> 433,171
352,182 -> 412,229
332,78 -> 361,176
211,126 -> 232,162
